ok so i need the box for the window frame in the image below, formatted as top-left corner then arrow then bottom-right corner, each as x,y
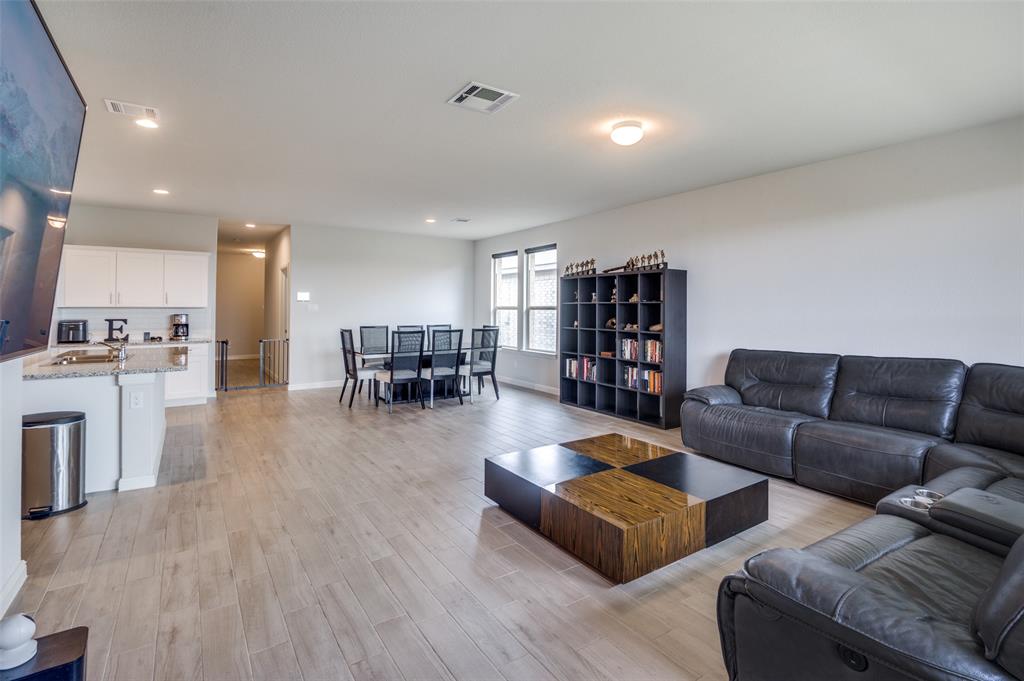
524,244 -> 558,354
490,250 -> 520,349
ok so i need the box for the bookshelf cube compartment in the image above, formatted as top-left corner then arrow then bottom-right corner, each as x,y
597,330 -> 617,357
639,272 -> 663,302
578,277 -> 597,303
639,393 -> 663,425
561,352 -> 579,379
597,276 -> 616,303
598,357 -> 616,384
616,303 -> 638,329
598,303 -> 617,330
579,330 -> 596,356
560,377 -> 579,405
560,331 -> 578,354
639,303 -> 662,332
579,381 -> 596,409
579,304 -> 596,329
561,303 -> 579,329
596,384 -> 616,412
616,274 -> 638,302
560,278 -> 579,304
616,389 -> 638,419
618,361 -> 639,389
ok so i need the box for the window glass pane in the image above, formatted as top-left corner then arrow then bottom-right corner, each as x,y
528,309 -> 556,353
495,309 -> 518,348
494,254 -> 518,308
528,250 -> 557,307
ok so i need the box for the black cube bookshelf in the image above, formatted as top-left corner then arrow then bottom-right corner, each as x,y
559,268 -> 686,429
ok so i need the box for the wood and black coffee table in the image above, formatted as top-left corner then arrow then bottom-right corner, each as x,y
484,433 -> 768,582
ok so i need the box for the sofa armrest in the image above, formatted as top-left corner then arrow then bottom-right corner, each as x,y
684,385 -> 742,407
930,488 -> 1024,548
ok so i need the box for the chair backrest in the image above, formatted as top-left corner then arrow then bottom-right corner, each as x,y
830,355 -> 967,439
725,348 -> 840,418
398,325 -> 424,331
955,363 -> 1024,455
360,325 -> 388,354
390,330 -> 424,378
426,324 -> 451,349
430,329 -> 462,377
340,329 -> 357,379
469,328 -> 499,371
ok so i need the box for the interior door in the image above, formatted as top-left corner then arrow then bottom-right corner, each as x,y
164,253 -> 209,307
62,247 -> 116,307
115,251 -> 165,307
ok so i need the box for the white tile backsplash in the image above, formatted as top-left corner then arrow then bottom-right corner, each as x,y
52,307 -> 212,345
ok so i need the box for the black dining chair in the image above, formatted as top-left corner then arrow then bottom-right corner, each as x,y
425,324 -> 451,350
459,327 -> 500,403
340,329 -> 377,407
359,325 -> 388,367
375,330 -> 425,413
422,329 -> 462,408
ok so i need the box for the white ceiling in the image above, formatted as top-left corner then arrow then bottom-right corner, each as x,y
39,1 -> 1024,240
217,220 -> 287,255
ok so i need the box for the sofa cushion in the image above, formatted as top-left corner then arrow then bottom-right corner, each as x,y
685,403 -> 818,478
794,421 -> 940,504
925,442 -> 1024,482
724,349 -> 840,418
956,363 -> 1024,456
974,536 -> 1024,679
830,355 -> 967,439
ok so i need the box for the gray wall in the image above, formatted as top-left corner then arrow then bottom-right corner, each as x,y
473,116 -> 1024,392
288,223 -> 473,388
216,252 -> 265,357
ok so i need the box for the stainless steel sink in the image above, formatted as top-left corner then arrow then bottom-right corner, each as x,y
51,350 -> 129,365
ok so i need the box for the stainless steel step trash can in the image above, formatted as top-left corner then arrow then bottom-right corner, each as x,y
22,411 -> 87,519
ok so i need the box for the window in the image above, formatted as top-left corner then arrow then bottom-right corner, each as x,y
491,251 -> 518,348
525,244 -> 557,353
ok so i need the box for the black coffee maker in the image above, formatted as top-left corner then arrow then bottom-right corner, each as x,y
170,313 -> 189,340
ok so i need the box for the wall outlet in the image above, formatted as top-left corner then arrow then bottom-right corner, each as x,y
129,392 -> 144,409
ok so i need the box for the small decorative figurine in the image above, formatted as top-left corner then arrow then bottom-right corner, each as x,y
610,286 -> 618,303
660,249 -> 666,266
591,292 -> 597,303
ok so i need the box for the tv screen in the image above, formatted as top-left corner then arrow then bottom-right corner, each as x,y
0,0 -> 86,361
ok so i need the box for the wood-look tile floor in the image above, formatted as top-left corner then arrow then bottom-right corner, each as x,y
14,384 -> 871,681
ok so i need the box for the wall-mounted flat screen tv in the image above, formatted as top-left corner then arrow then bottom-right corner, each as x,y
0,0 -> 86,361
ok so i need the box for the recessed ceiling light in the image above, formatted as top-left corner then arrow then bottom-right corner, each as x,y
152,188 -> 169,195
47,216 -> 66,229
49,188 -> 72,196
135,118 -> 159,129
245,223 -> 256,228
610,121 -> 644,146
425,218 -> 436,223
251,250 -> 266,259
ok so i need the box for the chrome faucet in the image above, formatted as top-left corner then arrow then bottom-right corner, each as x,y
99,339 -> 128,362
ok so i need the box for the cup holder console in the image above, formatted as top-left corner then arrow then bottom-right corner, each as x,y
897,489 -> 944,511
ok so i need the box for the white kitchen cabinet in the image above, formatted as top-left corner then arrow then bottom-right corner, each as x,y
115,250 -> 165,307
165,343 -> 210,405
62,247 -> 117,307
163,253 -> 209,308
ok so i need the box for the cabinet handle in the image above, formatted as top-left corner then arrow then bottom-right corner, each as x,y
117,292 -> 121,305
165,292 -> 168,304
109,292 -> 113,305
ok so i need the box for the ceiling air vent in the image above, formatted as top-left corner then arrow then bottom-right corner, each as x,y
451,218 -> 472,223
104,99 -> 160,123
447,82 -> 518,114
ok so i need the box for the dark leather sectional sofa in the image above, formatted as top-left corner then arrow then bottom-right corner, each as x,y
694,350 -> 1024,680
682,349 -> 1024,504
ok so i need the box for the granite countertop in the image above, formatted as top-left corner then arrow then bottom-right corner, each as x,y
54,337 -> 212,349
23,346 -> 189,381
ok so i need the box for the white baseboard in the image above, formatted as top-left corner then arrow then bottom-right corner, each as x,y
0,560 -> 27,616
118,474 -> 157,491
495,375 -> 559,396
288,380 -> 343,391
226,353 -> 259,360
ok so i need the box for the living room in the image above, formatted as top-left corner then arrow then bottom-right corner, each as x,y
0,1 -> 1021,680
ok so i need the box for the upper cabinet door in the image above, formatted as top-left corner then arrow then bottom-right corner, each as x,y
115,251 -> 165,307
62,247 -> 117,307
163,253 -> 209,308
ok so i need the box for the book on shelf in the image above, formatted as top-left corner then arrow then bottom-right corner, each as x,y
644,339 -> 663,363
642,369 -> 663,395
565,358 -> 578,379
620,338 -> 639,361
580,357 -> 597,382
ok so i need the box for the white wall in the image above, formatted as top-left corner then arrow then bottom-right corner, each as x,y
216,252 -> 265,357
288,223 -> 474,389
263,227 -> 291,341
0,358 -> 25,615
474,117 -> 1024,392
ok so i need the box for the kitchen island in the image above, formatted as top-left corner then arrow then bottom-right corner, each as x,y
22,347 -> 187,492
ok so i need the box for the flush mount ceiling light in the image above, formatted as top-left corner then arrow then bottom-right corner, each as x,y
245,223 -> 256,228
251,250 -> 266,259
425,218 -> 437,223
135,118 -> 159,129
49,188 -> 72,196
610,121 -> 644,146
152,188 -> 169,195
47,215 -> 66,229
